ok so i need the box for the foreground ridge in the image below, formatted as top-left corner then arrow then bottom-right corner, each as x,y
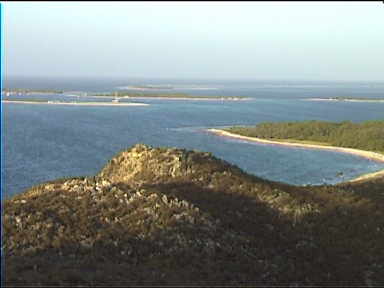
4,144 -> 384,286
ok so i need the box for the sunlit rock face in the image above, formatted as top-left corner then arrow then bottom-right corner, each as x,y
99,143 -> 243,186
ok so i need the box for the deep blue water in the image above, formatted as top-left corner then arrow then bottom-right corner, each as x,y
2,78 -> 384,197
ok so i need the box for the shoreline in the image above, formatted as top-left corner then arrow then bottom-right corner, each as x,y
347,169 -> 384,183
1,100 -> 149,106
207,128 -> 384,183
117,86 -> 219,91
304,98 -> 384,103
89,95 -> 251,101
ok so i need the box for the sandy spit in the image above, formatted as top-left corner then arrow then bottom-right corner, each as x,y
207,129 -> 384,183
304,98 -> 384,103
347,169 -> 384,183
2,100 -> 149,106
88,96 -> 251,101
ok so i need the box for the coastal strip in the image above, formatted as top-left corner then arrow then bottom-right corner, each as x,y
304,98 -> 384,103
207,128 -> 384,182
123,96 -> 249,101
89,96 -> 251,101
1,100 -> 149,106
117,85 -> 219,90
347,169 -> 384,183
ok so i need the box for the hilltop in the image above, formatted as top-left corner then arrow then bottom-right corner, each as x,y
4,144 -> 384,286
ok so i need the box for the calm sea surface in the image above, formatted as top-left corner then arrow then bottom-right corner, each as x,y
2,78 -> 384,197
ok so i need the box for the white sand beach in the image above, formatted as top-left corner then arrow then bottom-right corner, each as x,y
88,96 -> 251,101
304,98 -> 384,103
2,100 -> 149,106
207,128 -> 384,183
347,169 -> 384,183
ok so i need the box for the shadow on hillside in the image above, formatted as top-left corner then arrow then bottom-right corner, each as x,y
5,179 -> 384,286
142,180 -> 384,285
5,180 -> 292,286
337,176 -> 384,201
142,181 -> 293,241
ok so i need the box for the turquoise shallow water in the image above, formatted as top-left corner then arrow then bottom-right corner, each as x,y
2,80 -> 384,197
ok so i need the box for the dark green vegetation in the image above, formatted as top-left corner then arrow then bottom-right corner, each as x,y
4,144 -> 384,286
93,91 -> 245,100
226,120 -> 384,153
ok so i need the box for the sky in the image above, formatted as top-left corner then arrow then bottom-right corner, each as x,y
3,1 -> 384,81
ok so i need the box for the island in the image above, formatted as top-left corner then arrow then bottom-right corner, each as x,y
2,89 -> 249,101
2,98 -> 149,106
90,91 -> 249,101
123,84 -> 175,90
4,143 -> 384,285
305,96 -> 384,103
208,120 -> 384,181
118,85 -> 219,91
2,88 -> 64,96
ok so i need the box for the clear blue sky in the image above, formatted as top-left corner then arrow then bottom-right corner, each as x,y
4,1 -> 384,81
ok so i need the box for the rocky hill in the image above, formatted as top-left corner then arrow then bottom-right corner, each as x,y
3,144 -> 384,286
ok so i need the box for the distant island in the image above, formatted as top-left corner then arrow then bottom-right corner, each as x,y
91,91 -> 249,101
2,89 -> 249,101
2,88 -> 64,96
118,85 -> 219,91
2,98 -> 149,107
124,84 -> 175,90
306,97 -> 384,103
208,120 -> 384,181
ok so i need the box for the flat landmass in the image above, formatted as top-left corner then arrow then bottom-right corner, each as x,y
209,120 -> 384,182
123,85 -> 174,90
119,85 -> 218,91
4,144 -> 384,286
2,88 -> 249,101
3,88 -> 64,95
91,91 -> 249,101
2,99 -> 149,106
305,97 -> 384,103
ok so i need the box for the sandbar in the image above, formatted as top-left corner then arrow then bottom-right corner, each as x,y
2,100 -> 149,106
89,95 -> 251,101
207,128 -> 384,183
304,98 -> 384,103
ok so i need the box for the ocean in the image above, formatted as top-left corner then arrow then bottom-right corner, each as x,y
2,77 -> 384,197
